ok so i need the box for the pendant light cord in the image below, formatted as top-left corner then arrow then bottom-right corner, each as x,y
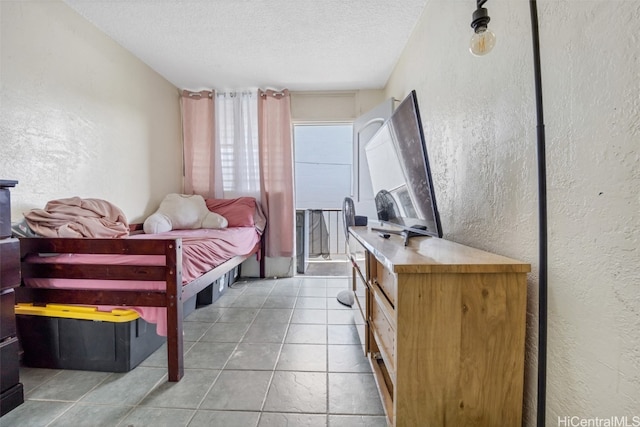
529,0 -> 548,425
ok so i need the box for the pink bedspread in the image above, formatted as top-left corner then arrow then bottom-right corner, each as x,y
24,227 -> 260,335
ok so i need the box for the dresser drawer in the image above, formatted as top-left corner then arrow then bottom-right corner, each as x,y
0,290 -> 16,340
0,188 -> 12,239
352,268 -> 369,355
370,291 -> 395,377
353,267 -> 368,317
0,337 -> 20,394
348,230 -> 368,278
0,239 -> 20,291
373,259 -> 396,308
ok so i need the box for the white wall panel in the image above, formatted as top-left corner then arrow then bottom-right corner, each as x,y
0,1 -> 181,223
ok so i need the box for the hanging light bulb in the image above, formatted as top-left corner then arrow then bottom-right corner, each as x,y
470,27 -> 496,56
470,1 -> 496,56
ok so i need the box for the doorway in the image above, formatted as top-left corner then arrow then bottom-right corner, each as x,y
294,124 -> 352,276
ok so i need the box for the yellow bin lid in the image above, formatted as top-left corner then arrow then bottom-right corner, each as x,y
15,303 -> 140,322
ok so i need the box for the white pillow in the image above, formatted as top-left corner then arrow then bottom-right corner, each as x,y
143,194 -> 228,234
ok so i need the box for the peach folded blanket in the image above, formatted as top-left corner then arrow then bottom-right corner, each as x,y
24,197 -> 129,238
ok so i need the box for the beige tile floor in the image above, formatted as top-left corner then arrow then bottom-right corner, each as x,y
1,276 -> 387,427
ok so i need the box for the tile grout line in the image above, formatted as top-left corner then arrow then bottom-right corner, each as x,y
179,285 -> 247,426
326,275 -> 331,422
191,282 -> 258,415
256,277 -> 301,425
133,287 -> 249,426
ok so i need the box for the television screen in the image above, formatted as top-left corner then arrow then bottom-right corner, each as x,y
364,90 -> 442,238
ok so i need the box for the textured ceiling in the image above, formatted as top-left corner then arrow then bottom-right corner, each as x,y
63,0 -> 429,91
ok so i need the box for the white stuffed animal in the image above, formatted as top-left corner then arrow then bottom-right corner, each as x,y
143,194 -> 228,234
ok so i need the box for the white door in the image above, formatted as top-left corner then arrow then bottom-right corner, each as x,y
352,99 -> 395,220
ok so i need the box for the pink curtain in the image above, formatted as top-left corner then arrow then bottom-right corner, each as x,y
258,89 -> 295,258
181,90 -> 219,197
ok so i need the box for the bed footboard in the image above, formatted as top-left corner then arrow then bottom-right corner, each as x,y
17,237 -> 185,382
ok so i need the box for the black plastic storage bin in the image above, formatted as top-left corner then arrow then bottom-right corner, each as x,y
195,266 -> 239,308
15,305 -> 165,373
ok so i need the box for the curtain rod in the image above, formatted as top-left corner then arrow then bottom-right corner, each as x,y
260,91 -> 286,97
216,91 -> 254,97
181,89 -> 288,98
181,90 -> 213,99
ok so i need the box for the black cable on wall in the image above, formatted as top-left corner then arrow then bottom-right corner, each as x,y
528,0 -> 549,425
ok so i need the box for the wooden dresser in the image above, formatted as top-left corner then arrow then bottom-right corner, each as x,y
348,226 -> 530,427
0,179 -> 24,416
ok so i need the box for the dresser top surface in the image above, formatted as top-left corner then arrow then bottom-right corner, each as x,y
350,226 -> 531,274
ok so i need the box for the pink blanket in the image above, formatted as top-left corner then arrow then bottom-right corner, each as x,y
24,227 -> 261,335
24,197 -> 129,238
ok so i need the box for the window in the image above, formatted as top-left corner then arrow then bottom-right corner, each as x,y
215,91 -> 260,198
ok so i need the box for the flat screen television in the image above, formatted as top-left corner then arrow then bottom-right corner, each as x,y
364,90 -> 443,240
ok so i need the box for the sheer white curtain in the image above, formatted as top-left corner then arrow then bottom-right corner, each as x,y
214,91 -> 260,200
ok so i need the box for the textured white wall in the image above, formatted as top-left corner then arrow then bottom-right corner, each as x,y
386,0 -> 639,424
0,1 -> 182,223
290,90 -> 385,122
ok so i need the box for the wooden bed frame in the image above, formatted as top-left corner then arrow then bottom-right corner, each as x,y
15,232 -> 265,382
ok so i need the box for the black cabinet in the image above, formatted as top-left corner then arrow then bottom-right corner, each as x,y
0,179 -> 24,416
